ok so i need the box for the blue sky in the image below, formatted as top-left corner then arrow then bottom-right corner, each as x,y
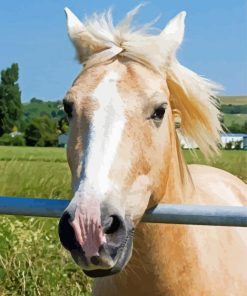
0,1 -> 246,102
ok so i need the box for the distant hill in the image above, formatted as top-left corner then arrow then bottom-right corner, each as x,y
219,96 -> 247,129
21,96 -> 246,131
220,96 -> 247,105
22,98 -> 64,121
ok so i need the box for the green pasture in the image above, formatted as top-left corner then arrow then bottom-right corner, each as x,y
183,150 -> 247,182
0,147 -> 91,296
223,113 -> 247,127
0,146 -> 246,295
0,146 -> 67,163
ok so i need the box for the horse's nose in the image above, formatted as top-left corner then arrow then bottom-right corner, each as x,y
103,214 -> 123,235
58,207 -> 125,257
58,202 -> 134,276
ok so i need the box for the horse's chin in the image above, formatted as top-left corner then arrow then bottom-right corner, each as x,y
83,234 -> 133,278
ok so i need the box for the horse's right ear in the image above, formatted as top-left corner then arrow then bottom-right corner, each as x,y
64,7 -> 101,63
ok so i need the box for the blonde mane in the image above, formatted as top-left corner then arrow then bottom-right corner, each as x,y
66,5 -> 223,157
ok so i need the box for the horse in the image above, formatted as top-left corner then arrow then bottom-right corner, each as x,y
58,5 -> 247,295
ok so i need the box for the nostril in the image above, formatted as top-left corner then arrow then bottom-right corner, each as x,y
91,256 -> 100,266
104,215 -> 122,234
58,211 -> 79,251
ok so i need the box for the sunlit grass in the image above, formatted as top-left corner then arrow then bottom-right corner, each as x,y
183,150 -> 247,182
0,216 -> 92,296
0,160 -> 71,198
223,113 -> 247,126
0,146 -> 67,162
0,146 -> 91,295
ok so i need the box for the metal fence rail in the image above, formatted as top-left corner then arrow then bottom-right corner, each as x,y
0,196 -> 247,227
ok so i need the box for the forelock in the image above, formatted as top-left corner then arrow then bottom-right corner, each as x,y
77,6 -> 175,72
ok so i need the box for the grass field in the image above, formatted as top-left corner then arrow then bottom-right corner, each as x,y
219,96 -> 247,128
0,146 -> 246,295
223,113 -> 247,127
0,147 -> 91,296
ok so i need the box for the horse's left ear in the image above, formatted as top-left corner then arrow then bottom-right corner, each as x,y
160,11 -> 186,53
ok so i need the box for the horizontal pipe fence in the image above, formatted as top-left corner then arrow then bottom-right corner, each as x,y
0,196 -> 247,227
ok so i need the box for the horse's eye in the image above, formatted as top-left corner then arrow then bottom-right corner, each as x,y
63,99 -> 73,118
150,105 -> 166,122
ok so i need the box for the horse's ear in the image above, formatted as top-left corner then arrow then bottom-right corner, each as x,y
64,7 -> 101,63
65,7 -> 84,40
172,109 -> 182,129
160,11 -> 186,53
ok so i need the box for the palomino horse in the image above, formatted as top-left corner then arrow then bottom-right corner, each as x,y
58,5 -> 247,295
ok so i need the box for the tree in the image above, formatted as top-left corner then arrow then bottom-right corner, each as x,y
25,116 -> 58,147
58,117 -> 69,134
30,97 -> 43,103
0,63 -> 22,136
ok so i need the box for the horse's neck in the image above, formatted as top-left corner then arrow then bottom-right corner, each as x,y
123,127 -> 196,290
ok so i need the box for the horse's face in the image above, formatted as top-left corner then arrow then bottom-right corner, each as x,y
58,6 -> 188,278
59,59 -> 171,277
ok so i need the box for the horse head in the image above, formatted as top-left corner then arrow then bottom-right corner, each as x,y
58,6 -> 222,277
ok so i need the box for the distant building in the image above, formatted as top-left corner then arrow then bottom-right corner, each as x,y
58,131 -> 247,150
221,133 -> 247,150
178,130 -> 247,150
179,137 -> 199,149
9,131 -> 22,138
58,133 -> 68,147
177,130 -> 199,149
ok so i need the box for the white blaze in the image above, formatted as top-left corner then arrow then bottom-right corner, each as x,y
82,71 -> 125,196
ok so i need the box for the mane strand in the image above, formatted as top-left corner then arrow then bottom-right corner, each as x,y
167,60 -> 223,157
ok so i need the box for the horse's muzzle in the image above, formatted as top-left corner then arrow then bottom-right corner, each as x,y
58,201 -> 134,277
